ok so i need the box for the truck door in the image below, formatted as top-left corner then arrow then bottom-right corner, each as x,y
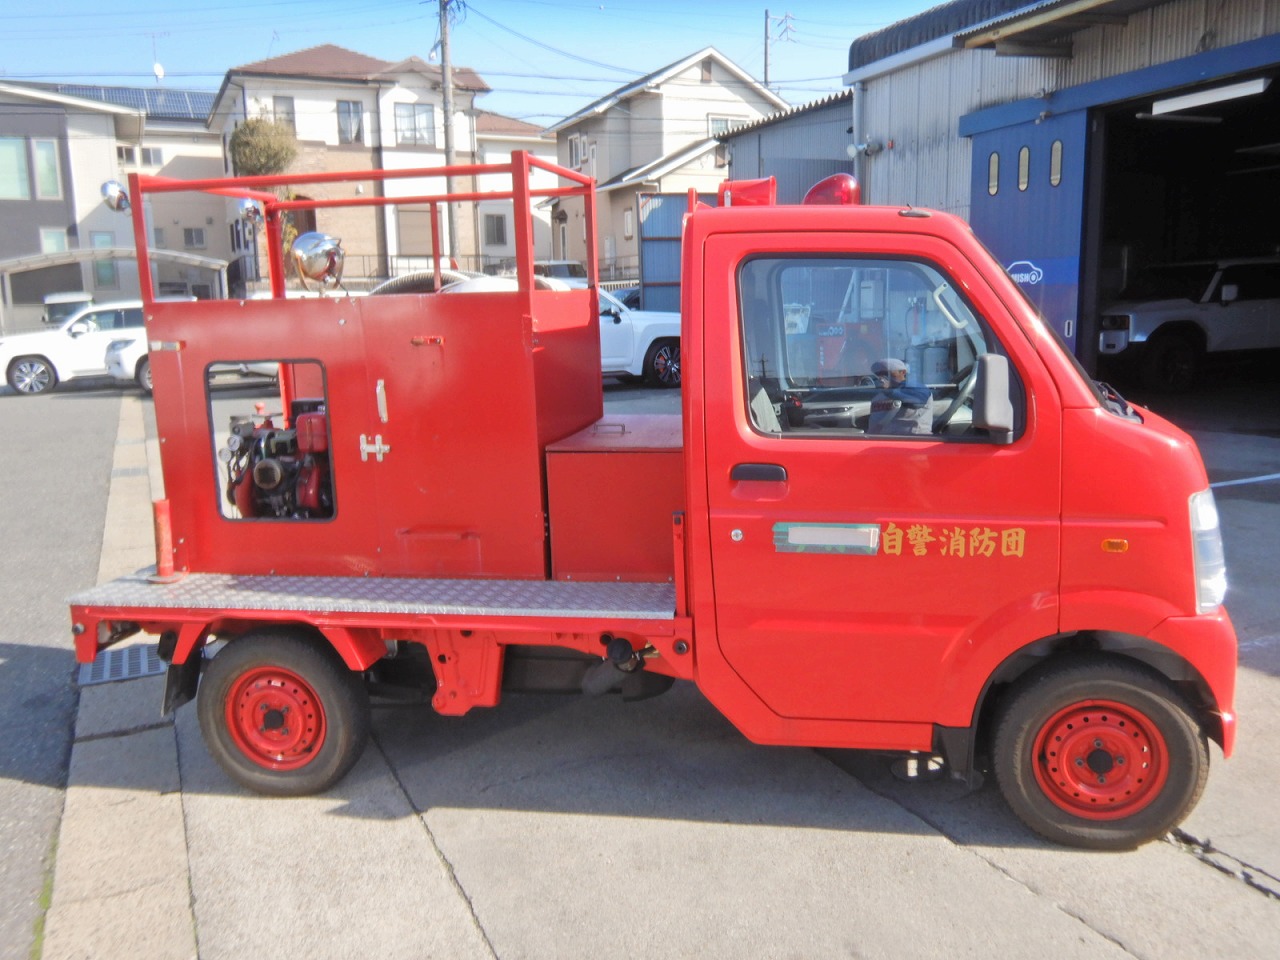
700,234 -> 1062,725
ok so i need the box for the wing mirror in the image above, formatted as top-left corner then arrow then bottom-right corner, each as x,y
1219,283 -> 1238,305
973,353 -> 1015,444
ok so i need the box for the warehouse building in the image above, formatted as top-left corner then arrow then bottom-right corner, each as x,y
724,0 -> 1280,379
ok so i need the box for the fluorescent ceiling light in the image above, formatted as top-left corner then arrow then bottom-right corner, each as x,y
1152,77 -> 1271,115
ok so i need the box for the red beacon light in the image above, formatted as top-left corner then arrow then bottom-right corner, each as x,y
803,173 -> 862,206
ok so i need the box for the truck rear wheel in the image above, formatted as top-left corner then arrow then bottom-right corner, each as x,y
992,657 -> 1207,850
197,630 -> 370,795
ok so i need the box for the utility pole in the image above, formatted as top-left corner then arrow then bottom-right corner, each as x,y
764,9 -> 795,91
439,0 -> 458,261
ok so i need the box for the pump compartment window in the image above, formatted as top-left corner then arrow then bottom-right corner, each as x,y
739,257 -> 1021,441
209,361 -> 336,521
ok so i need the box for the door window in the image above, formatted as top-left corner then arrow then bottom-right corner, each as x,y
738,256 -> 1021,442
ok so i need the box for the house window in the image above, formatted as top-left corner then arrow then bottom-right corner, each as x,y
559,223 -> 567,258
484,213 -> 507,247
707,115 -> 742,137
623,208 -> 634,240
987,152 -> 999,196
40,228 -> 67,253
140,147 -> 163,166
701,58 -> 713,83
91,231 -> 117,287
116,145 -> 136,165
34,140 -> 61,199
0,138 -> 31,199
1050,140 -> 1063,187
153,227 -> 166,248
397,206 -> 436,257
395,103 -> 435,145
337,101 -> 363,145
273,96 -> 296,134
568,134 -> 581,168
588,142 -> 596,178
184,227 -> 207,249
1018,146 -> 1030,192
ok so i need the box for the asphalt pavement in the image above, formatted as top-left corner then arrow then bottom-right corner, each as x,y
36,379 -> 1280,959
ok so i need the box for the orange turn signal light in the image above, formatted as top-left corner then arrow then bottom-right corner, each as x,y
1101,538 -> 1130,553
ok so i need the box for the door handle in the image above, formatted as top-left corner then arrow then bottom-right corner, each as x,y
731,462 -> 787,482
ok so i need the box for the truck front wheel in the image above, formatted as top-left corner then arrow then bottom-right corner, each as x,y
197,630 -> 371,795
992,657 -> 1207,850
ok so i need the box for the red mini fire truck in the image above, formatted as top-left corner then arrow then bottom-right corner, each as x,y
70,154 -> 1236,850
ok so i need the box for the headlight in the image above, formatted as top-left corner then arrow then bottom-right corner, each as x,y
1189,488 -> 1227,613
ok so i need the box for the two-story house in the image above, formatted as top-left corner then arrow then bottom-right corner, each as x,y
0,83 -> 231,331
547,48 -> 787,282
209,44 -> 551,286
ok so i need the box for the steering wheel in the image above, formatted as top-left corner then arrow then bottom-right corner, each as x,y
933,363 -> 977,432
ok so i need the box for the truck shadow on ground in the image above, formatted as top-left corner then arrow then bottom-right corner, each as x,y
333,681 -> 1046,849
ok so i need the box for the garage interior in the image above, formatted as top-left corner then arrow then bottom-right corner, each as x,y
1090,72 -> 1280,293
1081,70 -> 1280,387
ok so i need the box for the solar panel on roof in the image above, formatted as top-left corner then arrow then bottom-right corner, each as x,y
53,83 -> 212,120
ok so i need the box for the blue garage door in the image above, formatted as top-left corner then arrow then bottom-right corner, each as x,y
967,110 -> 1088,352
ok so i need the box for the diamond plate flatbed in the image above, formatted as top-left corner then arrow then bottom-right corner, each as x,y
70,568 -> 677,621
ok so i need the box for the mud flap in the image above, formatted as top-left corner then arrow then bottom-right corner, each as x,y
162,655 -> 202,715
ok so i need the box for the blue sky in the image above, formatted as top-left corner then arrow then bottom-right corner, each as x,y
0,0 -> 938,125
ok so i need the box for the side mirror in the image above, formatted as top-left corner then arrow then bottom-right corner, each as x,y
973,353 -> 1015,444
68,321 -> 91,338
1219,283 -> 1238,305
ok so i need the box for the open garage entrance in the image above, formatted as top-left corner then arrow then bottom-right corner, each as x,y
1080,71 -> 1280,386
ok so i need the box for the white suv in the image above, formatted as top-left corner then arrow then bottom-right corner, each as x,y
1098,258 -> 1280,391
106,331 -> 281,394
1,301 -> 145,395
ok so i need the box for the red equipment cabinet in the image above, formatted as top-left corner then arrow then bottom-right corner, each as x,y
68,156 -> 1236,850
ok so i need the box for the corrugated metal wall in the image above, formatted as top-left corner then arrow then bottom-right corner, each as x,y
858,0 -> 1276,218
725,96 -> 854,204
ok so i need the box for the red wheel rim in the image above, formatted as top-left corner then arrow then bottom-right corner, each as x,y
225,667 -> 326,771
1032,699 -> 1168,820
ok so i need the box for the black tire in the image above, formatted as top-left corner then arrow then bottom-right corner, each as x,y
136,357 -> 153,394
7,356 -> 57,395
1140,333 -> 1199,392
197,630 -> 371,796
992,656 -> 1208,850
643,337 -> 681,388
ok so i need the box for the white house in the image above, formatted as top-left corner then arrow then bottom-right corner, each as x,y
209,44 -> 515,286
547,48 -> 788,279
